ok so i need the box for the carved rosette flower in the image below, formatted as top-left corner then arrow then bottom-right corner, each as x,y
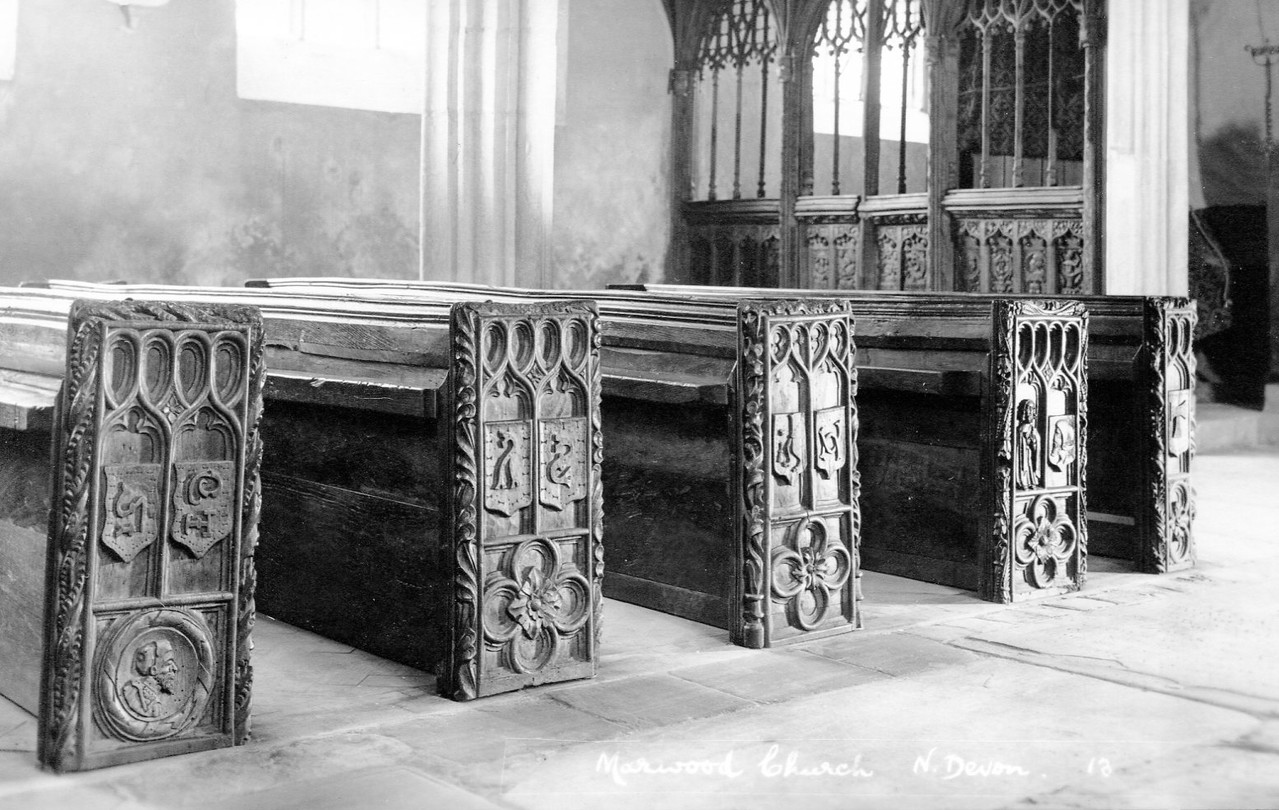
484,538 -> 589,674
1168,482 -> 1194,564
1013,495 -> 1077,589
770,519 -> 851,631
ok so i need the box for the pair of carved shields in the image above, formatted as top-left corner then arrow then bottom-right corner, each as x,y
445,301 -> 601,701
39,300 -> 263,772
481,418 -> 588,517
99,461 -> 234,563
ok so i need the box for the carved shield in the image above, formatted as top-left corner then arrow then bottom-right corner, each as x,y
484,421 -> 533,517
102,464 -> 162,563
538,417 -> 588,511
814,407 -> 846,479
772,412 -> 805,486
170,461 -> 236,559
1167,389 -> 1191,457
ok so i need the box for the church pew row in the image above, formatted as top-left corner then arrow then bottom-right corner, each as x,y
0,286 -> 603,718
36,280 -> 866,648
615,284 -> 1198,576
0,298 -> 263,771
241,278 -> 1091,605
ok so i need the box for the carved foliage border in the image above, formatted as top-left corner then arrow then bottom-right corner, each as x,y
735,298 -> 855,648
445,301 -> 602,700
987,299 -> 1089,603
39,300 -> 262,771
235,318 -> 265,744
1143,297 -> 1197,574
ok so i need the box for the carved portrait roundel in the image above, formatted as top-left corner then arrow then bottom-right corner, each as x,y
94,608 -> 216,742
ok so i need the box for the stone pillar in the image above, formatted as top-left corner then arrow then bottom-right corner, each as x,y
1104,0 -> 1190,295
421,0 -> 562,286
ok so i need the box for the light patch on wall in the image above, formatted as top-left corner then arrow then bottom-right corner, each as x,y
0,0 -> 17,81
236,0 -> 424,114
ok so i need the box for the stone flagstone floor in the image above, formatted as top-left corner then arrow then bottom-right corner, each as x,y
1,445 -> 1277,809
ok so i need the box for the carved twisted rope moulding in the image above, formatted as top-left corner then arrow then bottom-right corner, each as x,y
1143,298 -> 1197,574
987,299 -> 1088,604
446,301 -> 602,701
735,299 -> 860,649
38,300 -> 262,772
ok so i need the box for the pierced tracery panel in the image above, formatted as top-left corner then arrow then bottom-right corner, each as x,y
808,0 -> 928,197
736,301 -> 860,647
692,0 -> 781,201
956,0 -> 1088,189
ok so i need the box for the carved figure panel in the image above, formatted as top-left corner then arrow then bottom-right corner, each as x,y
447,302 -> 601,700
93,608 -> 217,743
736,301 -> 860,648
1143,299 -> 1197,574
40,300 -> 262,772
802,222 -> 860,290
951,217 -> 1089,294
988,300 -> 1087,603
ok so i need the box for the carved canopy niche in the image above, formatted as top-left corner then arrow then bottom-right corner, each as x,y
667,0 -> 1106,293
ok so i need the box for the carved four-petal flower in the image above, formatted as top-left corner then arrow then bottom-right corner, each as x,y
483,538 -> 590,674
771,520 -> 852,631
1013,495 -> 1077,588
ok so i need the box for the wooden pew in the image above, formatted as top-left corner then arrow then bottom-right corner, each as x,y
244,278 -> 1090,606
0,296 -> 263,771
615,284 -> 1198,576
1,284 -> 603,702
241,278 -> 865,646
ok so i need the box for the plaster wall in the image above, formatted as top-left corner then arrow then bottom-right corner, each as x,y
1191,0 -> 1279,209
550,0 -> 672,288
0,0 -> 420,288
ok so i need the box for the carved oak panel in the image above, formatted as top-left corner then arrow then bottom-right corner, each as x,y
1142,298 -> 1197,573
986,300 -> 1088,602
954,218 -> 1087,294
872,222 -> 930,291
39,300 -> 263,772
688,223 -> 781,287
445,302 -> 601,699
804,223 -> 859,290
735,300 -> 860,647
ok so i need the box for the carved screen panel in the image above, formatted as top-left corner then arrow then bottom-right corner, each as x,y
1143,299 -> 1196,574
691,0 -> 781,201
735,300 -> 860,647
954,217 -> 1085,294
987,300 -> 1087,603
956,0 -> 1087,189
871,218 -> 929,290
445,302 -> 601,699
40,301 -> 263,772
804,221 -> 860,290
688,221 -> 781,287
